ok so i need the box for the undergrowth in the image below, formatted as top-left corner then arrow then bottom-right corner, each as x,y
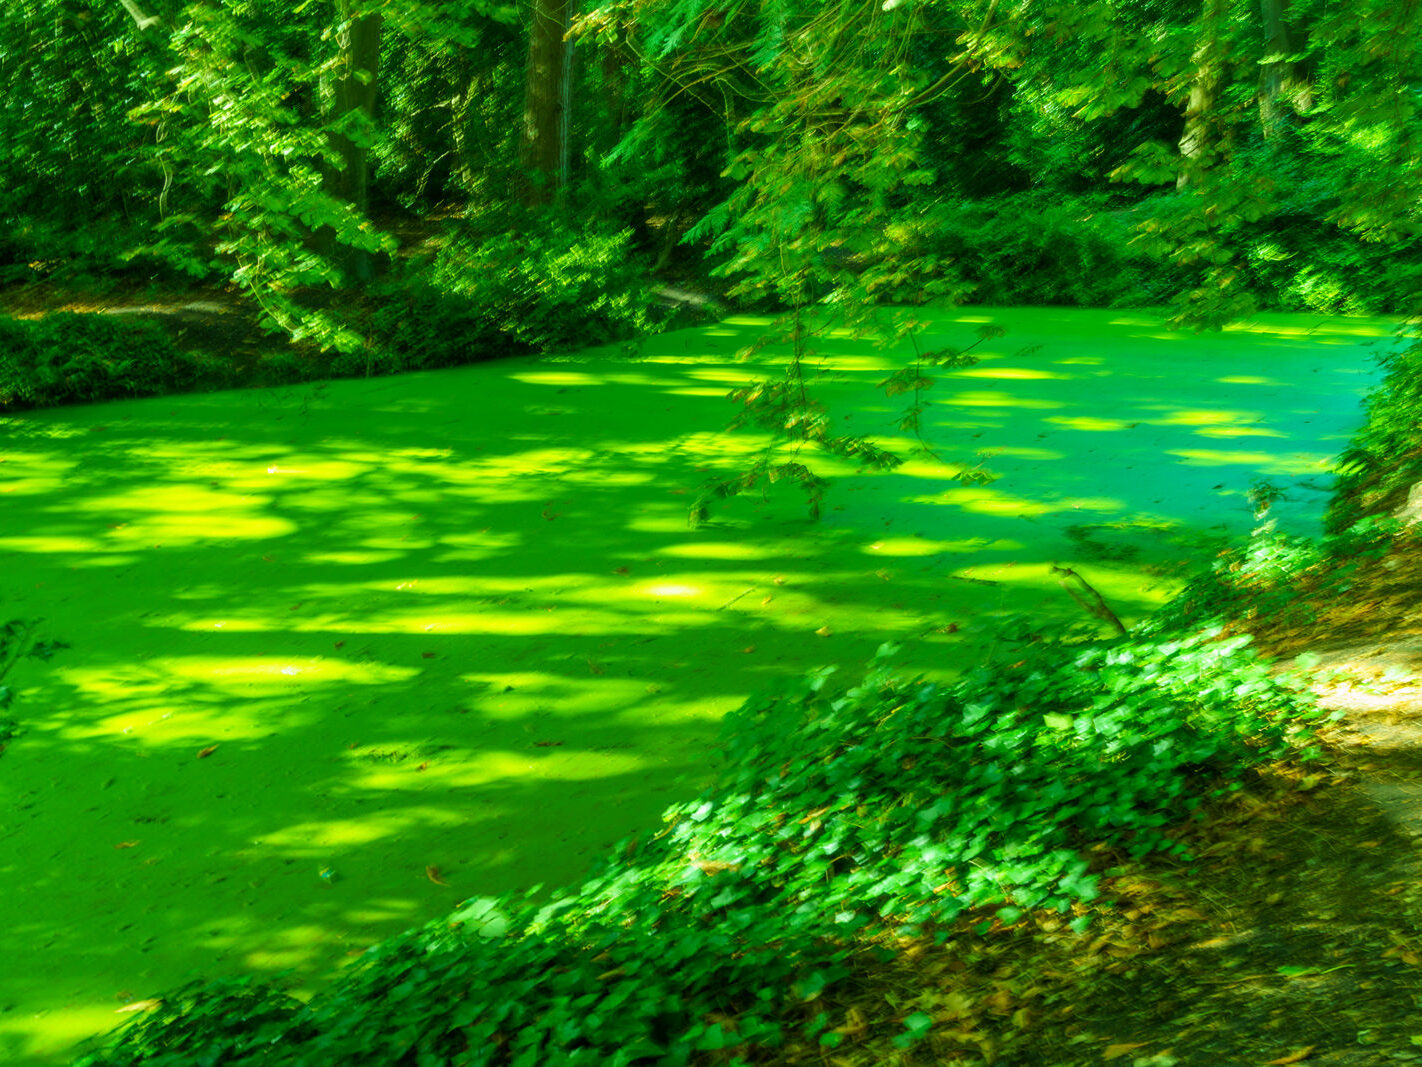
73,617 -> 1328,1066
1328,335 -> 1422,534
0,313 -> 209,411
1150,511 -> 1404,634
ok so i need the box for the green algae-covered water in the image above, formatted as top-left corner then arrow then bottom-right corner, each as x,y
0,307 -> 1394,1064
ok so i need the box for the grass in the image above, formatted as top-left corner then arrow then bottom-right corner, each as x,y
0,305 -> 1395,1064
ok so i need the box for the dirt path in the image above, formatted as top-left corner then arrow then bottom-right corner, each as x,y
1039,534 -> 1422,1065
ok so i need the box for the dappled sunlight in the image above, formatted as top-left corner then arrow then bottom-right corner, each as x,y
657,539 -> 796,560
1046,415 -> 1136,432
260,458 -> 369,480
53,655 -> 417,741
346,748 -> 650,792
0,533 -> 109,553
865,536 -> 997,557
1191,425 -> 1287,439
1154,408 -> 1267,427
0,1008 -> 123,1067
254,808 -> 478,853
0,305 -> 1388,1066
956,366 -> 1070,380
893,454 -> 998,479
241,926 -> 350,972
304,548 -> 410,565
509,370 -> 607,387
1166,447 -> 1332,473
0,450 -> 78,495
907,484 -> 1126,518
971,445 -> 1062,460
1222,317 -> 1393,339
940,389 -> 1066,410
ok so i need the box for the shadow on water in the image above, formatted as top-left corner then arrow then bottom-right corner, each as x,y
0,305 -> 1394,1063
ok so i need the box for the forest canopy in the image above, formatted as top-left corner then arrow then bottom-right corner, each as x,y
3,0 -> 1420,339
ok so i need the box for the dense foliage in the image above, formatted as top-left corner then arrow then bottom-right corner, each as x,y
1328,340 -> 1422,534
5,2 -> 1418,1057
4,0 -> 1421,322
0,314 -> 207,411
4,0 -> 1418,502
73,620 -> 1327,1065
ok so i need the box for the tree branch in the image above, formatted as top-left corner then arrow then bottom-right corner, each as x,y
118,0 -> 164,32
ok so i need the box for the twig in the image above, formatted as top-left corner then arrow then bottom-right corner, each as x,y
717,587 -> 756,611
1051,565 -> 1128,635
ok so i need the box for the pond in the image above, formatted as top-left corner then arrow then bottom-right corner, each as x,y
0,306 -> 1394,1064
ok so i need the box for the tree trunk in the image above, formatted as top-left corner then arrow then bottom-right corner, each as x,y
520,0 -> 570,207
1258,0 -> 1312,138
1177,0 -> 1228,189
321,0 -> 383,281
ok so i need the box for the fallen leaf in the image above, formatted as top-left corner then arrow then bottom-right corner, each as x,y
984,989 -> 1014,1014
114,841 -> 140,850
334,641 -> 345,649
741,645 -> 756,654
115,999 -> 161,1014
815,625 -> 833,637
613,566 -> 630,575
289,602 -> 303,611
773,576 -> 786,586
1103,1043 -> 1149,1061
197,745 -> 218,759
1263,1048 -> 1315,1065
426,865 -> 450,886
587,659 -> 604,675
533,740 -> 565,748
417,762 -> 429,772
421,651 -> 437,659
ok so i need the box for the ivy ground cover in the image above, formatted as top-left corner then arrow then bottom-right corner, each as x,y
0,307 -> 1391,1064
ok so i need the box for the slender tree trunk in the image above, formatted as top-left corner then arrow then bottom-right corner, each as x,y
558,22 -> 574,193
520,0 -> 570,207
321,0 -> 383,281
1258,0 -> 1312,138
1177,0 -> 1227,189
601,32 -> 632,151
450,46 -> 480,194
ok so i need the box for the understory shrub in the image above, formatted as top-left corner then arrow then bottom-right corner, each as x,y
0,217 -> 171,288
1327,338 -> 1422,534
1150,517 -> 1400,634
0,313 -> 206,411
331,219 -> 661,380
329,283 -> 511,379
75,623 -> 1325,1066
925,194 -> 1177,308
429,218 -> 658,352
